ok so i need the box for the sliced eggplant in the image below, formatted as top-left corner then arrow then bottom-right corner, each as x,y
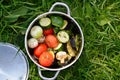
70,37 -> 76,49
67,41 -> 76,57
75,35 -> 81,51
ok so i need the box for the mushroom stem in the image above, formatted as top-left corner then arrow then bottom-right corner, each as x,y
56,51 -> 68,64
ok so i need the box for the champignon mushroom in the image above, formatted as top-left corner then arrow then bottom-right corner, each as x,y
56,51 -> 68,64
37,35 -> 45,43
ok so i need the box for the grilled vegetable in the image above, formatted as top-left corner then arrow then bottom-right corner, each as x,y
27,38 -> 38,48
75,35 -> 81,51
39,51 -> 54,67
51,15 -> 64,28
67,41 -> 76,57
60,20 -> 68,29
43,27 -> 54,36
57,31 -> 69,43
37,35 -> 45,43
39,17 -> 51,27
54,43 -> 63,50
34,43 -> 47,58
45,34 -> 59,48
56,51 -> 68,64
30,26 -> 43,39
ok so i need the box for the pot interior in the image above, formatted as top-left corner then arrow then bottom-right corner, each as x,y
26,12 -> 83,70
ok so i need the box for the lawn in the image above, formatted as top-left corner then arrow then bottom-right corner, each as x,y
1,0 -> 120,80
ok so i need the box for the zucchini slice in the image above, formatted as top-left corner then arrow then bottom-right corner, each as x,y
54,43 -> 62,50
39,17 -> 51,27
60,20 -> 68,29
57,31 -> 69,43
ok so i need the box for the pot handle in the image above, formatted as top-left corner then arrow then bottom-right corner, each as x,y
38,67 -> 60,80
49,2 -> 70,16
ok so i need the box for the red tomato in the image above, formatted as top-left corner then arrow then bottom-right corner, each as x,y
34,44 -> 47,58
43,28 -> 54,36
39,51 -> 54,67
45,35 -> 59,48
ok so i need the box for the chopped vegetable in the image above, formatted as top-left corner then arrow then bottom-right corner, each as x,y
43,27 -> 54,36
56,51 -> 68,64
54,43 -> 62,50
45,34 -> 59,48
60,20 -> 68,29
57,31 -> 69,43
30,26 -> 43,39
39,17 -> 51,27
70,37 -> 76,49
67,41 -> 76,57
37,35 -> 45,43
75,35 -> 81,51
34,43 -> 47,58
27,38 -> 38,48
39,51 -> 54,67
53,27 -> 60,34
49,50 -> 55,58
51,15 -> 64,27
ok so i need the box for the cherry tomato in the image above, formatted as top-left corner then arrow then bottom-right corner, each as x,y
34,43 -> 47,58
45,35 -> 59,48
43,28 -> 54,36
39,51 -> 54,67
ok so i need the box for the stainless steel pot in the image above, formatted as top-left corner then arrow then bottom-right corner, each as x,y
25,2 -> 84,80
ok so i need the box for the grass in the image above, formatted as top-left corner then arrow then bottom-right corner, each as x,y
1,0 -> 120,80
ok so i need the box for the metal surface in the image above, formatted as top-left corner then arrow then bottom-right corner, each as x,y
49,2 -> 70,15
25,2 -> 84,80
0,43 -> 29,80
38,67 -> 60,80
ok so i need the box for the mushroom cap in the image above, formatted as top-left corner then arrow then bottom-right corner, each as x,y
56,51 -> 68,60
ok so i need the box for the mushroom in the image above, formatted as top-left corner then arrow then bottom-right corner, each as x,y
56,51 -> 68,64
37,35 -> 45,43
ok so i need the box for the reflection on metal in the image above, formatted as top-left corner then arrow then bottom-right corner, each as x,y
0,43 -> 29,80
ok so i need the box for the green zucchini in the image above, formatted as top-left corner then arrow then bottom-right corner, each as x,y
39,17 -> 51,27
57,31 -> 69,43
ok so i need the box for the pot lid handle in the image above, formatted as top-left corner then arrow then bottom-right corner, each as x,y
49,2 -> 70,16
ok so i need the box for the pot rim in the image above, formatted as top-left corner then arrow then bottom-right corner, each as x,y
25,11 -> 84,71
0,42 -> 29,80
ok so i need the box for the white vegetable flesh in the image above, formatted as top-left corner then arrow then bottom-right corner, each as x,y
30,26 -> 43,38
57,31 -> 69,43
28,38 -> 38,48
39,17 -> 51,27
56,51 -> 68,63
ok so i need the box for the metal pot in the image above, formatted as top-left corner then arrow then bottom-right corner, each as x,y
0,42 -> 29,80
25,2 -> 84,80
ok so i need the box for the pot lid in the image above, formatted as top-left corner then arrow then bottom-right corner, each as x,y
0,43 -> 29,80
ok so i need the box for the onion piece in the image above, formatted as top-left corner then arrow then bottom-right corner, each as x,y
28,38 -> 38,48
30,26 -> 43,39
